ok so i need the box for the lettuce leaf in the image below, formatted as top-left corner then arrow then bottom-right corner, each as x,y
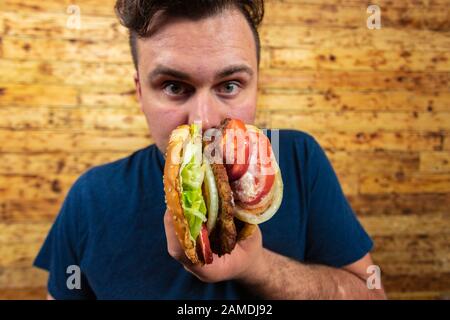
181,160 -> 204,190
181,187 -> 206,241
180,124 -> 207,241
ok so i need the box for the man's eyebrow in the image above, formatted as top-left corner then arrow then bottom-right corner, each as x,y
148,64 -> 253,82
148,66 -> 191,82
215,64 -> 254,80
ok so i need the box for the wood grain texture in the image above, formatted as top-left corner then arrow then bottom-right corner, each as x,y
0,0 -> 116,16
0,287 -> 47,300
0,107 -> 147,130
0,0 -> 449,300
2,36 -> 131,62
0,130 -> 153,152
271,111 -> 450,132
0,11 -> 127,41
271,48 -> 450,72
0,267 -> 48,288
0,84 -> 78,107
348,193 -> 450,216
420,152 -> 450,172
263,1 -> 450,30
0,223 -> 51,244
258,90 -> 450,112
259,69 -> 450,91
259,25 -> 450,50
0,59 -> 135,87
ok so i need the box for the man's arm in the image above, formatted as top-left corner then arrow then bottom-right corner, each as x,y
165,210 -> 385,299
237,250 -> 386,300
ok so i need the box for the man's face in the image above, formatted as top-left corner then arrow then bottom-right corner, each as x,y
134,8 -> 258,153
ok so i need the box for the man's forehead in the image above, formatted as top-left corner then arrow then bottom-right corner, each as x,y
136,7 -> 256,64
146,6 -> 251,40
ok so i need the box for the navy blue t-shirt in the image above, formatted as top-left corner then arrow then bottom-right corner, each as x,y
34,130 -> 373,299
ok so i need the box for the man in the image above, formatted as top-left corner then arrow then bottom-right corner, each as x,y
34,0 -> 386,299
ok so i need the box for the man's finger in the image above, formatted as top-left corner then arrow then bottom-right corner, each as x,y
163,208 -> 192,266
237,223 -> 257,241
237,224 -> 262,251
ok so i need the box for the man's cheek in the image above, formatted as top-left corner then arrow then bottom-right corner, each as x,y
145,108 -> 186,150
144,105 -> 184,128
228,105 -> 256,124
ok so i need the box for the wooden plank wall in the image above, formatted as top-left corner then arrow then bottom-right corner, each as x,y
0,0 -> 449,299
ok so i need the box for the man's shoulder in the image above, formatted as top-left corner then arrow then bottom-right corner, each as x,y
89,145 -> 153,176
71,144 -> 156,195
274,129 -> 321,154
277,129 -> 316,143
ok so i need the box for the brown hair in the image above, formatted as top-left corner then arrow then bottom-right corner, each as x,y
115,0 -> 264,70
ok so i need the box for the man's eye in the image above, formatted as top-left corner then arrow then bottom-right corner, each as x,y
218,81 -> 240,95
163,82 -> 189,96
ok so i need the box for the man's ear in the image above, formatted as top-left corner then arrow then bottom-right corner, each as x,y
134,72 -> 143,109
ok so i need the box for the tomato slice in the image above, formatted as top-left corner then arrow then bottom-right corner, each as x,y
222,119 -> 250,181
231,131 -> 275,205
198,223 -> 213,264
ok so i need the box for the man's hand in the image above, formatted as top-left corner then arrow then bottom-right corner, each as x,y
164,208 -> 386,299
164,209 -> 264,283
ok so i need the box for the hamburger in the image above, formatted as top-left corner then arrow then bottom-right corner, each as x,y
163,119 -> 283,265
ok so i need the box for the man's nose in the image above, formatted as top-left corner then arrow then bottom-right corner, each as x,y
187,90 -> 223,131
